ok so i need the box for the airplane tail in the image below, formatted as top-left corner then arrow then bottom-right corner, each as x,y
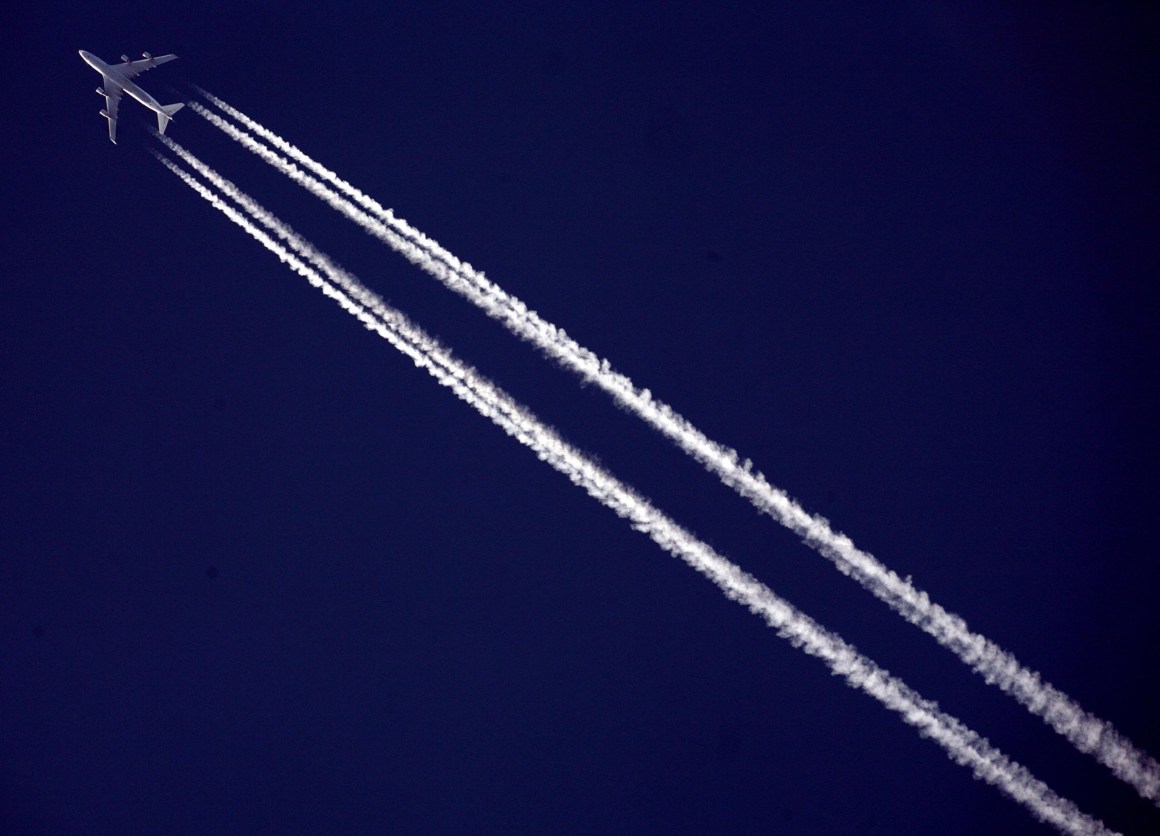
157,102 -> 185,135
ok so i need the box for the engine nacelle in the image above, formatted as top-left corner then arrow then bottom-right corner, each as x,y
99,109 -> 110,119
121,54 -> 130,63
142,51 -> 152,59
96,87 -> 106,96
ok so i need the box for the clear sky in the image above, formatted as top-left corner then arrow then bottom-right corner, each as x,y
3,2 -> 1158,833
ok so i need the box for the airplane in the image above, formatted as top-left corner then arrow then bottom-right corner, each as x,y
78,50 -> 184,144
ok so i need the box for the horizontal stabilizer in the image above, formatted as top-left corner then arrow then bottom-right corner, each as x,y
157,102 -> 185,135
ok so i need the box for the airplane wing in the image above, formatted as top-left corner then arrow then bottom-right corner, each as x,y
101,85 -> 122,143
114,54 -> 178,79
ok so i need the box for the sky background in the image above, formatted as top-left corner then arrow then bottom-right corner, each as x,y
3,2 -> 1158,833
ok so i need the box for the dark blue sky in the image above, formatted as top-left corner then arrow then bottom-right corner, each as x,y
3,3 -> 1158,833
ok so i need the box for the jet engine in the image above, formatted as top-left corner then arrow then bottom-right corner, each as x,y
121,54 -> 130,62
96,88 -> 106,96
142,52 -> 152,59
99,109 -> 110,119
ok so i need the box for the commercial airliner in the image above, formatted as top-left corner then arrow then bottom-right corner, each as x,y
79,50 -> 184,144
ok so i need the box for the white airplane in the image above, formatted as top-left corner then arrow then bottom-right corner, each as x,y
79,50 -> 184,144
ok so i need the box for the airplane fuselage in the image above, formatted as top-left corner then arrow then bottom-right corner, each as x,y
79,51 -> 166,113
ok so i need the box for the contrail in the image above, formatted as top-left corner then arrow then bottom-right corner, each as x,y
153,142 -> 1112,835
189,90 -> 1160,804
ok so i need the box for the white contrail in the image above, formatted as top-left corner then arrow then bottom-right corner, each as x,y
189,90 -> 1160,804
153,143 -> 1112,836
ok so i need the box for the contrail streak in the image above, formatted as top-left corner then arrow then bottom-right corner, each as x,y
190,90 -> 1160,804
153,141 -> 1112,835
